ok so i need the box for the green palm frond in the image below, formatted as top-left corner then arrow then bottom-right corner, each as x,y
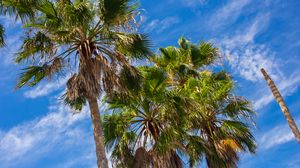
191,41 -> 219,68
221,120 -> 256,153
16,31 -> 55,63
16,57 -> 63,89
99,0 -> 138,26
120,65 -> 142,92
60,1 -> 93,28
223,97 -> 255,119
143,67 -> 167,94
1,0 -> 37,22
16,66 -> 46,88
116,33 -> 152,59
63,95 -> 86,111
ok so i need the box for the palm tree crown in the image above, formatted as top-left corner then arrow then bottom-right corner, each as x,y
104,38 -> 256,168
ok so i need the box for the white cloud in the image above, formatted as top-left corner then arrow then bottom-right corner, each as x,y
24,75 -> 70,98
180,0 -> 206,7
219,13 -> 277,82
217,12 -> 300,110
259,118 -> 300,149
0,33 -> 21,65
224,44 -> 277,82
0,16 -> 22,65
207,0 -> 251,30
144,16 -> 180,33
215,12 -> 300,111
0,101 -> 96,167
221,13 -> 270,47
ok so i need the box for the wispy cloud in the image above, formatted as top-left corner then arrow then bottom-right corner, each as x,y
207,0 -> 251,30
144,16 -> 180,33
219,13 -> 277,82
24,75 -> 70,99
180,0 -> 206,7
0,16 -> 22,65
0,101 -> 96,167
215,12 -> 300,111
259,118 -> 300,149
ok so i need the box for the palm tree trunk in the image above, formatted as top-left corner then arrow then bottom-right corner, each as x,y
133,147 -> 150,168
261,68 -> 300,144
88,97 -> 109,168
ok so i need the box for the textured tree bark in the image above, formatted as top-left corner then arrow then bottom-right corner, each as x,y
261,68 -> 300,144
88,97 -> 109,168
151,151 -> 182,168
133,147 -> 149,168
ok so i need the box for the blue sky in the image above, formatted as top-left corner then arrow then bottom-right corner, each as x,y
0,0 -> 300,167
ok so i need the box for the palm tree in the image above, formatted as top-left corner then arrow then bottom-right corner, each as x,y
182,72 -> 256,168
154,38 -> 256,167
261,68 -> 300,143
103,67 -> 183,168
104,38 -> 256,168
1,0 -> 151,167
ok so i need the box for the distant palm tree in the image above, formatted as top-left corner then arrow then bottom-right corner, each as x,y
1,0 -> 151,167
261,68 -> 300,143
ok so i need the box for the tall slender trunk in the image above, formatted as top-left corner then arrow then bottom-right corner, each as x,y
88,97 -> 109,168
261,68 -> 300,143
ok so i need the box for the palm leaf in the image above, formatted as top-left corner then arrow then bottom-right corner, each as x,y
99,0 -> 138,26
63,94 -> 86,111
16,66 -> 46,88
16,31 -> 55,63
116,33 -> 152,59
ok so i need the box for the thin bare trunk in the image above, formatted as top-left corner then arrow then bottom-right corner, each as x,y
261,68 -> 300,143
88,97 -> 109,168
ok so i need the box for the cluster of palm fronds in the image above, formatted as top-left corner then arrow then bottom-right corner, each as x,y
104,38 -> 256,168
0,0 -> 150,106
0,0 -> 256,167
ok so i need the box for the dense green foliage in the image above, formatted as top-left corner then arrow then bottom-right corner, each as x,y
104,38 -> 256,168
0,0 -> 151,107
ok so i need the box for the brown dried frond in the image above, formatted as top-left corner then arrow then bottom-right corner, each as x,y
66,74 -> 81,101
45,57 -> 63,79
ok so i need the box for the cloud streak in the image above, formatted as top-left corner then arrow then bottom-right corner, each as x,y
144,16 -> 180,34
219,13 -> 276,82
259,118 -> 300,149
180,0 -> 206,7
24,75 -> 70,99
0,101 -> 96,167
207,0 -> 251,30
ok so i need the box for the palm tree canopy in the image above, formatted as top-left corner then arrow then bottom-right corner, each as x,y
104,38 -> 256,168
0,0 -> 151,110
